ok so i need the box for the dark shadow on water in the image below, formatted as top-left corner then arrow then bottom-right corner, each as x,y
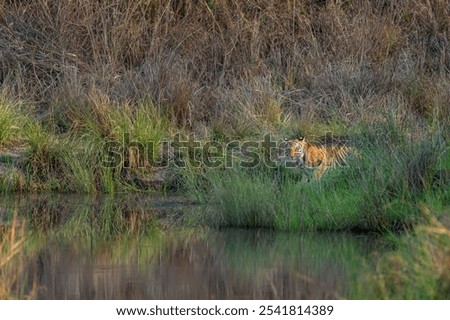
0,194 -> 382,299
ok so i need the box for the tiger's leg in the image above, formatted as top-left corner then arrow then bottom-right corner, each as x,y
314,163 -> 328,179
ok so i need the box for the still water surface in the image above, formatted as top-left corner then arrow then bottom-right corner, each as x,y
1,194 -> 380,299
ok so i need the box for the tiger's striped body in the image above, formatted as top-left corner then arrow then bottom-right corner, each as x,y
285,137 -> 354,179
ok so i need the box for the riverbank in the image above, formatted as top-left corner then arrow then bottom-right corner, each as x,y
1,97 -> 448,233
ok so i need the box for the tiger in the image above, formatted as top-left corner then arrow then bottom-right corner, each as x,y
283,137 -> 355,179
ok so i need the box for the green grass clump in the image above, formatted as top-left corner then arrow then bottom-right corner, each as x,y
205,170 -> 279,229
0,99 -> 30,148
362,205 -> 450,299
0,96 -> 172,193
182,123 -> 447,233
58,97 -> 169,166
0,166 -> 26,192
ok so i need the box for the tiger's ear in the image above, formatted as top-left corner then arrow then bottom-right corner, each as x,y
299,136 -> 304,141
284,137 -> 288,141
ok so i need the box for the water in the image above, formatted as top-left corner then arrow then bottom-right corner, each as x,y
0,195 -> 381,299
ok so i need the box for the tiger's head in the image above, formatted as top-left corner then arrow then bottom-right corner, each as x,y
282,137 -> 306,164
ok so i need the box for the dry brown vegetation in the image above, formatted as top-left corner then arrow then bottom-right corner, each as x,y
0,0 -> 448,136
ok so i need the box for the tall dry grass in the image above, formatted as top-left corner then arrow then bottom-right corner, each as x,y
0,0 -> 448,132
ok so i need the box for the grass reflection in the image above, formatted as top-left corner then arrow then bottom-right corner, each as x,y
2,195 -> 447,299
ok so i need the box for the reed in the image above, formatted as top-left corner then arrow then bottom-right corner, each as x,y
0,212 -> 35,299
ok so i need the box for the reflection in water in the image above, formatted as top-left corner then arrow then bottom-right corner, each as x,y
1,195 -> 378,299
